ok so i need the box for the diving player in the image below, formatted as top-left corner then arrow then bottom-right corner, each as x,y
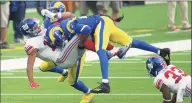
48,15 -> 171,94
146,56 -> 191,103
41,1 -> 117,55
41,1 -> 75,29
20,18 -> 94,103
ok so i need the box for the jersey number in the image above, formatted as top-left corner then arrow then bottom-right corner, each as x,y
164,67 -> 188,83
78,16 -> 87,19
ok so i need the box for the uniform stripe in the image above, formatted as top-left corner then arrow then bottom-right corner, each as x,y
99,19 -> 105,50
56,37 -> 79,62
96,22 -> 101,50
185,87 -> 192,96
59,39 -> 80,63
156,79 -> 163,89
80,25 -> 88,32
56,38 -> 80,63
74,59 -> 81,83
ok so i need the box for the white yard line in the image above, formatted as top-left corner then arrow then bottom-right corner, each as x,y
1,76 -> 153,79
87,61 -> 191,64
1,93 -> 161,96
130,33 -> 152,38
1,39 -> 191,71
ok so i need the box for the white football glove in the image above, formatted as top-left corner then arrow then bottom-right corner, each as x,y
41,9 -> 56,18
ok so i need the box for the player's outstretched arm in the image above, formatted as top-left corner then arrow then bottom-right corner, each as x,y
75,24 -> 92,49
41,9 -> 75,20
26,49 -> 39,88
160,84 -> 172,103
59,12 -> 76,19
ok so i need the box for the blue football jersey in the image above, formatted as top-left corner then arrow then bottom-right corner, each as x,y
75,15 -> 101,31
44,17 -> 65,29
60,15 -> 101,37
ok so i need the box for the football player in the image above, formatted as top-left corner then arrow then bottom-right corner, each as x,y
146,56 -> 191,103
45,15 -> 171,94
20,18 -> 94,103
41,1 -> 119,56
41,1 -> 75,29
21,18 -> 68,84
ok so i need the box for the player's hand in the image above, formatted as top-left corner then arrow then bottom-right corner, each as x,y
29,81 -> 39,88
41,9 -> 49,16
41,9 -> 55,18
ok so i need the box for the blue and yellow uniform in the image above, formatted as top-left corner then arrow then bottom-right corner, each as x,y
60,15 -> 132,51
59,15 -> 134,89
43,1 -> 66,29
58,15 -> 161,92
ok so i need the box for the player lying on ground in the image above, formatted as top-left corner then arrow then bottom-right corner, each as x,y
20,18 -> 94,103
45,14 -> 171,94
41,1 -> 116,53
146,56 -> 191,103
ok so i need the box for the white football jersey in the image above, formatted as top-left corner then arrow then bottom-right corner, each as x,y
24,30 -> 85,69
24,35 -> 60,62
154,65 -> 190,93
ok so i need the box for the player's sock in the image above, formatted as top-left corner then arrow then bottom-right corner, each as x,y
72,80 -> 90,93
97,49 -> 109,83
131,39 -> 159,53
48,66 -> 66,74
106,43 -> 114,50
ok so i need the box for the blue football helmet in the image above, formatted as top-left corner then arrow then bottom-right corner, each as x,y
48,1 -> 66,13
146,56 -> 167,77
20,18 -> 41,37
45,25 -> 66,48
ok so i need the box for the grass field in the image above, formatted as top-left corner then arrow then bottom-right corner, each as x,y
1,2 -> 192,103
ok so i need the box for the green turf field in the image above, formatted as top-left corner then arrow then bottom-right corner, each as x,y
1,2 -> 191,103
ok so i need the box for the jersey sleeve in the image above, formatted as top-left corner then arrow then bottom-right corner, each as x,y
154,77 -> 164,90
43,17 -> 52,29
24,38 -> 41,55
75,24 -> 91,35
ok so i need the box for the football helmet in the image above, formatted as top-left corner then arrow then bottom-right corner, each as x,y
48,1 -> 66,13
20,18 -> 41,37
146,56 -> 167,77
45,25 -> 66,48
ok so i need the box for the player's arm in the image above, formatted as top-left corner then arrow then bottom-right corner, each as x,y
58,12 -> 76,19
75,24 -> 92,49
41,9 -> 75,20
26,49 -> 39,88
160,84 -> 173,103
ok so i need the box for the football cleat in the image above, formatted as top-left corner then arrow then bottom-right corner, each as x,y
91,82 -> 110,94
117,45 -> 131,59
159,48 -> 171,65
80,93 -> 94,103
57,72 -> 68,82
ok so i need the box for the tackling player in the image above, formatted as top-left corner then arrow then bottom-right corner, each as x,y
146,56 -> 191,103
41,1 -> 119,56
20,18 -> 94,103
45,15 -> 171,94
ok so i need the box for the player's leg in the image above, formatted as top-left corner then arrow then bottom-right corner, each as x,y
91,18 -> 111,93
168,1 -> 179,31
84,39 -> 114,52
103,16 -> 170,65
184,77 -> 192,98
68,54 -> 94,103
39,61 -> 68,82
178,1 -> 191,30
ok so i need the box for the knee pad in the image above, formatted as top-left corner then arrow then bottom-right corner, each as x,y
39,61 -> 55,72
